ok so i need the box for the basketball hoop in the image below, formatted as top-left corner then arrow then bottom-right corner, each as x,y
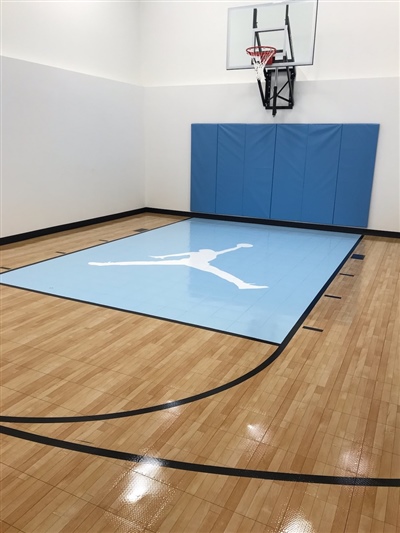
246,46 -> 276,80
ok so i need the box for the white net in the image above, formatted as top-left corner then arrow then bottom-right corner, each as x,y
246,46 -> 276,80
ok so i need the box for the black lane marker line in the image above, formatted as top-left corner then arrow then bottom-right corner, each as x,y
340,273 -> 355,277
0,219 -> 184,273
0,234 -> 363,425
324,294 -> 342,299
303,326 -> 323,332
1,425 -> 399,487
0,342 -> 284,424
351,254 -> 365,260
0,282 -> 279,349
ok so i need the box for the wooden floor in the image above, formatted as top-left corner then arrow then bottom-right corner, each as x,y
1,213 -> 399,533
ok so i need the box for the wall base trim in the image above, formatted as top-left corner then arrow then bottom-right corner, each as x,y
1,207 -> 399,245
147,208 -> 400,239
0,208 -> 147,245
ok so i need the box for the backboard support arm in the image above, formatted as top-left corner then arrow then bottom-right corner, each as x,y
252,5 -> 296,116
254,66 -> 295,116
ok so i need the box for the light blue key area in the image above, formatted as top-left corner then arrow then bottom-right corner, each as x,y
0,219 -> 360,344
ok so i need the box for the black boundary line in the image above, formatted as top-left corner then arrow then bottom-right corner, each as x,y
0,342 -> 284,424
149,209 -> 400,239
0,218 -> 187,274
0,235 -> 363,425
0,208 -> 148,245
0,282 -> 278,348
0,207 -> 400,245
2,208 -> 400,246
324,294 -> 342,299
1,425 -> 399,487
302,326 -> 323,332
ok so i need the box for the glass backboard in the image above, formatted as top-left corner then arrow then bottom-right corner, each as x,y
227,0 -> 319,69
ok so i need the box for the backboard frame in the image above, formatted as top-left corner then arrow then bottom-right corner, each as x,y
226,0 -> 319,71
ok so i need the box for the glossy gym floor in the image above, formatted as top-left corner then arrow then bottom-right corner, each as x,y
1,213 -> 399,532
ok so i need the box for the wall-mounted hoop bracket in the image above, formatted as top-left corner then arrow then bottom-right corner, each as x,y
247,4 -> 296,116
253,63 -> 296,116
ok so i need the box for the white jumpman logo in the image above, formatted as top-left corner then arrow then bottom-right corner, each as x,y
89,243 -> 268,290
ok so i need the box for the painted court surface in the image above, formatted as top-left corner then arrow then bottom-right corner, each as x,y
0,218 -> 360,343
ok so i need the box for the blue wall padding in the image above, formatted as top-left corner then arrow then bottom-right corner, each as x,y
242,125 -> 276,218
271,125 -> 309,221
333,124 -> 380,227
191,123 -> 379,228
216,125 -> 246,216
190,124 -> 218,213
301,124 -> 342,224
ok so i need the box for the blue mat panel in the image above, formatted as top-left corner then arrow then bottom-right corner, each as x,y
243,124 -> 276,218
270,124 -> 308,221
190,124 -> 218,214
216,124 -> 246,216
191,123 -> 379,227
0,219 -> 360,344
334,124 -> 380,227
302,124 -> 342,224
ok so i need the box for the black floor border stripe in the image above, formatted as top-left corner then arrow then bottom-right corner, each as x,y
0,218 -> 188,274
0,235 -> 363,425
1,425 -> 399,487
324,294 -> 342,299
303,326 -> 323,332
2,207 -> 399,246
0,208 -> 150,245
0,281 -> 278,348
0,342 -> 284,423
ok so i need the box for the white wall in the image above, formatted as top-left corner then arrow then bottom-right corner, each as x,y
1,0 -> 399,236
1,0 -> 143,237
1,0 -> 141,84
311,0 -> 400,82
1,57 -> 145,237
